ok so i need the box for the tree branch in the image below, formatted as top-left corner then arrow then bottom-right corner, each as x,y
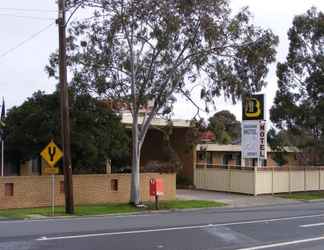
178,87 -> 204,114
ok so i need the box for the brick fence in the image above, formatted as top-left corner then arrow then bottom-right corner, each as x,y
0,173 -> 176,209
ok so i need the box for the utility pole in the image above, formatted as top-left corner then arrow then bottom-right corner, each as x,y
58,0 -> 74,214
1,139 -> 3,177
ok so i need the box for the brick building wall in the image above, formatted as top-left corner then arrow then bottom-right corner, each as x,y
0,173 -> 176,209
141,128 -> 195,183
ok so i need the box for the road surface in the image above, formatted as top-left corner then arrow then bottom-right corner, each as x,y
2,202 -> 324,249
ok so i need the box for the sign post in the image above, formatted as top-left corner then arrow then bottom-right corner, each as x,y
51,174 -> 55,216
40,140 -> 63,216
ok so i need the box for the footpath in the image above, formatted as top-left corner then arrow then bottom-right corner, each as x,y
177,189 -> 301,208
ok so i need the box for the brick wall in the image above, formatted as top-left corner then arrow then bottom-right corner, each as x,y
0,173 -> 176,209
141,128 -> 195,184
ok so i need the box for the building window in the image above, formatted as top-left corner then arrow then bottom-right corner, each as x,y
222,154 -> 233,166
111,179 -> 118,191
4,183 -> 14,196
206,152 -> 213,168
251,159 -> 267,167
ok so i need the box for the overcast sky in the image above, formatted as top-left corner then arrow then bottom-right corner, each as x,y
0,0 -> 323,121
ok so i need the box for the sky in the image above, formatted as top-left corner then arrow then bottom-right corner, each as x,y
0,0 -> 323,122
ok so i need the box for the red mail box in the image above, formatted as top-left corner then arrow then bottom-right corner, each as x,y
149,178 -> 164,196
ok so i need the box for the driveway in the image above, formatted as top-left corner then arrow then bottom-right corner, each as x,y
177,189 -> 302,208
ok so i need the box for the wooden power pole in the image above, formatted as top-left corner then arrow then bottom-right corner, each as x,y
58,0 -> 74,214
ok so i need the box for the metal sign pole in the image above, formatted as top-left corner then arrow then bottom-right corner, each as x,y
155,195 -> 159,210
51,174 -> 55,216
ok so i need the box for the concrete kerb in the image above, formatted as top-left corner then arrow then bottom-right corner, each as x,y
0,206 -> 233,222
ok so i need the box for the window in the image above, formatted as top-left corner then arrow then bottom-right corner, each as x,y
111,179 -> 118,191
222,154 -> 233,166
4,183 -> 14,196
206,152 -> 213,168
251,159 -> 267,167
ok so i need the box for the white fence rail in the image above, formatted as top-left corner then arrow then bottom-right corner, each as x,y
194,166 -> 324,195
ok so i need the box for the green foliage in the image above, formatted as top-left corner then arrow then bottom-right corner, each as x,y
267,128 -> 288,166
48,0 -> 278,110
185,119 -> 207,149
270,8 -> 324,164
278,192 -> 324,201
208,110 -> 241,144
4,91 -> 129,173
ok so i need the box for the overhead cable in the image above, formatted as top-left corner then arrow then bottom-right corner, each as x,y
0,22 -> 55,59
0,7 -> 56,13
0,13 -> 55,20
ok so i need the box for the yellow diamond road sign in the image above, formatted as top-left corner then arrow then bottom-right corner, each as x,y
40,140 -> 63,167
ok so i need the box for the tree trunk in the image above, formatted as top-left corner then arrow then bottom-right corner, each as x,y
130,117 -> 141,205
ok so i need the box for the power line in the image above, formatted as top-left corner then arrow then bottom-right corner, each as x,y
0,22 -> 55,59
0,13 -> 55,20
0,7 -> 57,13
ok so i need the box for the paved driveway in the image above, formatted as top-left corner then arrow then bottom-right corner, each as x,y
177,189 -> 302,208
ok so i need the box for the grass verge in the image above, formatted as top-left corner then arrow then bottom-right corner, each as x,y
278,192 -> 324,201
0,200 -> 226,219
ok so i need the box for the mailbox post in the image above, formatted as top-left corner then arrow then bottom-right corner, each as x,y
150,178 -> 164,210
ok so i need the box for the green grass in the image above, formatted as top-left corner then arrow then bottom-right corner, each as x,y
0,204 -> 139,219
278,192 -> 324,201
0,200 -> 226,220
146,200 -> 226,210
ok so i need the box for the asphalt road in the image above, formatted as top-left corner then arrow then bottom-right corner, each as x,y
2,202 -> 324,249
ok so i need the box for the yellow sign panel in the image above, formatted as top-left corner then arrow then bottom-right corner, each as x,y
242,94 -> 265,120
245,98 -> 261,118
44,167 -> 59,175
40,140 -> 63,167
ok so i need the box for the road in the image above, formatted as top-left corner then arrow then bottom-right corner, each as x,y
2,202 -> 324,249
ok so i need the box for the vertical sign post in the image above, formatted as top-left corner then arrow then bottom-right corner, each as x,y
52,174 -> 55,216
0,97 -> 5,177
40,141 -> 63,216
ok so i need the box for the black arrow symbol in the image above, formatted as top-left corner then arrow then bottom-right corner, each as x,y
48,147 -> 56,162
